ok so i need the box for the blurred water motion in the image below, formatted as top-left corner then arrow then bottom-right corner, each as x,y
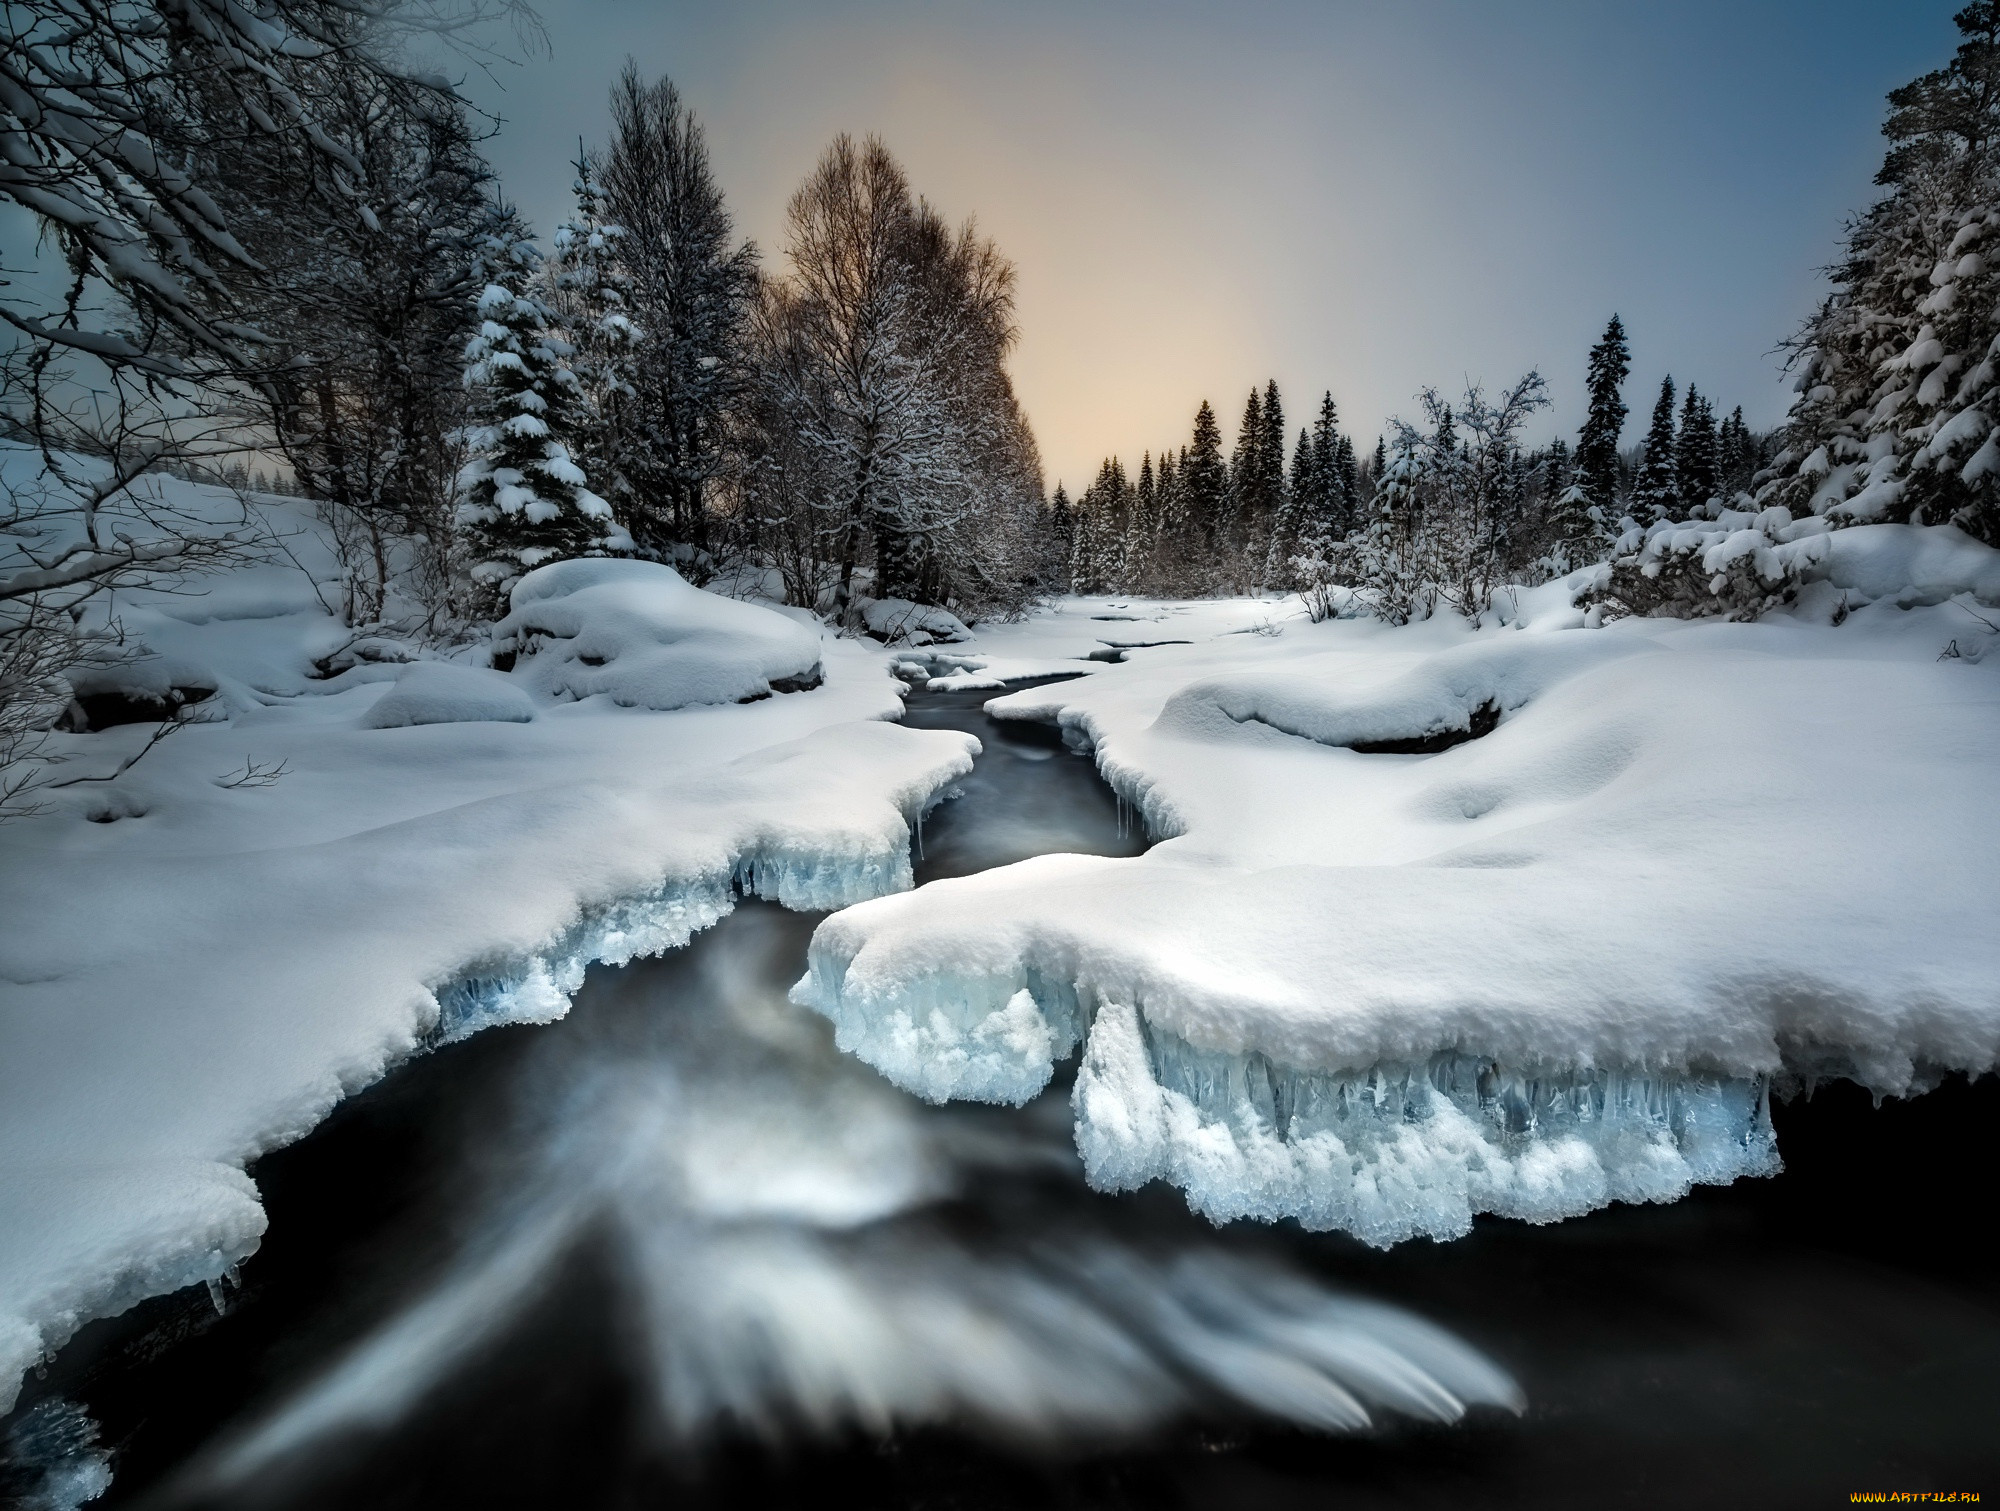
197,902 -> 1518,1490
184,687 -> 1518,1492
16,685 -> 1995,1509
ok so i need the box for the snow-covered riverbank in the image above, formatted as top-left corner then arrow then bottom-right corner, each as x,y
803,531 -> 2000,1246
0,465 -> 983,1415
8,446 -> 1999,1413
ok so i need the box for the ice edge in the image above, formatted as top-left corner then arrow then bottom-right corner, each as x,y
3,802 -> 950,1419
803,699 -> 1782,1248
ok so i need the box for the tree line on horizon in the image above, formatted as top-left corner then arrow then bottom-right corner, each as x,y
1054,3 -> 2000,621
1054,336 -> 1776,615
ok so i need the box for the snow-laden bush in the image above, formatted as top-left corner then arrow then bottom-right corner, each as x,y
1587,506 -> 1828,621
494,559 -> 822,710
1289,543 -> 1360,624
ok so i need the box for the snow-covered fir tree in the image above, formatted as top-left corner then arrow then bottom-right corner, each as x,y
1070,459 -> 1129,594
1353,423 -> 1431,625
1048,482 -> 1075,556
1544,436 -> 1598,569
1576,315 -> 1631,522
1154,447 -> 1191,590
1543,437 -> 1573,500
1760,2 -> 2000,542
1633,376 -> 1680,524
1127,453 -> 1159,585
1253,379 -> 1287,580
540,155 -> 644,526
1333,432 -> 1360,529
457,238 -> 629,616
1267,426 -> 1316,585
1225,386 -> 1264,569
1312,394 -> 1356,538
1718,406 -> 1756,499
1184,400 -> 1230,556
1675,384 -> 1719,516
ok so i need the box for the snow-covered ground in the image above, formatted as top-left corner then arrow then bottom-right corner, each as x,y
8,440 -> 1999,1414
801,529 -> 2000,1247
0,461 -> 976,1414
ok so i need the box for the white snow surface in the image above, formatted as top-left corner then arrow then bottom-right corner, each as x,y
903,596 -> 1280,691
360,663 -> 536,728
496,558 -> 823,710
799,532 -> 2000,1246
0,463 -> 974,1413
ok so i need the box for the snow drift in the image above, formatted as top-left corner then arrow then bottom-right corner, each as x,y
362,664 -> 536,728
495,558 -> 823,710
799,533 -> 2000,1245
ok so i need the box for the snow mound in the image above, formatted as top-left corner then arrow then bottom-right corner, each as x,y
362,664 -> 536,729
496,559 -> 823,710
1159,632 -> 1646,752
856,597 -> 972,646
1816,520 -> 2000,605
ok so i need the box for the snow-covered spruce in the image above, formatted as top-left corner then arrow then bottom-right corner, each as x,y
457,239 -> 633,615
797,546 -> 2000,1245
1760,6 -> 2000,545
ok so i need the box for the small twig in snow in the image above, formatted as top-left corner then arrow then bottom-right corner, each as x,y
1955,599 -> 1999,634
45,716 -> 185,788
215,755 -> 291,789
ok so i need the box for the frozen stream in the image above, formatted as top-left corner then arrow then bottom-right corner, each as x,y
3,682 -> 1998,1508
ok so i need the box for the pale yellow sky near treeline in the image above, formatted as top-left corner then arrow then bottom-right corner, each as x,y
464,0 -> 1951,494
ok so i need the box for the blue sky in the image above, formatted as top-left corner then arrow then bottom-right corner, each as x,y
456,1 -> 1951,490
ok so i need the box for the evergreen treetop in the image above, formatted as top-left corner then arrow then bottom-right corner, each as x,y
1260,379 -> 1288,510
1185,400 -> 1230,543
1576,314 -> 1631,519
1229,386 -> 1265,530
1633,375 -> 1680,524
1675,385 -> 1719,516
457,236 -> 629,613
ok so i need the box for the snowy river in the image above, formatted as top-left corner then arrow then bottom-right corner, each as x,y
5,683 -> 1998,1508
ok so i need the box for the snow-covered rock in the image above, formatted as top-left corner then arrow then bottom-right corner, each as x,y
496,559 -> 823,710
855,597 -> 972,646
362,663 -> 536,728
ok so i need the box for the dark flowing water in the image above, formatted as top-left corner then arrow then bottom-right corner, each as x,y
4,683 -> 1997,1510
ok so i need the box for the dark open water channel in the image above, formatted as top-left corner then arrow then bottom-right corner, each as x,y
3,683 -> 1996,1510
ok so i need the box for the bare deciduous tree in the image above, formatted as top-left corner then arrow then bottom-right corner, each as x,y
744,134 -> 1044,620
2,0 -> 535,802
